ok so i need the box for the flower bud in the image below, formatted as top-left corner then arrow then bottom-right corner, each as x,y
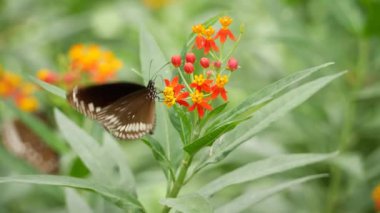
185,53 -> 196,63
184,62 -> 194,74
171,55 -> 181,67
200,57 -> 210,68
206,70 -> 213,77
227,57 -> 238,71
213,61 -> 221,69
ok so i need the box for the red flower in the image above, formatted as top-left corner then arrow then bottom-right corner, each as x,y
163,76 -> 189,107
189,90 -> 212,118
215,16 -> 236,43
211,74 -> 228,101
192,24 -> 205,49
190,74 -> 212,92
203,27 -> 219,54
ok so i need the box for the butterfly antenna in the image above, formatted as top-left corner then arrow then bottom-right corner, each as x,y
152,61 -> 170,80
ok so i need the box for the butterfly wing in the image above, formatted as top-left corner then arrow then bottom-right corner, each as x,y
67,82 -> 156,140
97,89 -> 156,140
67,82 -> 146,119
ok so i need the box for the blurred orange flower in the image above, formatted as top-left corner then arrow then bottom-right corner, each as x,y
37,44 -> 123,87
373,184 -> 380,211
1,67 -> 39,112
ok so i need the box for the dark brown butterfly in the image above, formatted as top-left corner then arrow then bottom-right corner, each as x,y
66,80 -> 157,140
2,115 -> 59,174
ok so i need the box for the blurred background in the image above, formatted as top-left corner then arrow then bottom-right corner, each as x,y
0,0 -> 380,212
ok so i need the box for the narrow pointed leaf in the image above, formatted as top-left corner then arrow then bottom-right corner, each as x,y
65,188 -> 93,213
207,71 -> 345,164
218,62 -> 335,123
54,109 -> 113,182
0,175 -> 143,210
216,174 -> 328,213
103,134 -> 136,194
140,27 -> 182,168
199,152 -> 337,197
161,193 -> 213,213
30,76 -> 66,99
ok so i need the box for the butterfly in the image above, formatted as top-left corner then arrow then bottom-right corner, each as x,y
2,115 -> 59,174
66,80 -> 157,140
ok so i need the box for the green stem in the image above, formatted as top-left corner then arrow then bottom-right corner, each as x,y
177,67 -> 193,93
326,38 -> 369,213
161,153 -> 193,213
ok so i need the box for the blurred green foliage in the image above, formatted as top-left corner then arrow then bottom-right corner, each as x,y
0,0 -> 380,212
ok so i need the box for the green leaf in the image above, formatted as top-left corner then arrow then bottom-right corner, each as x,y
217,62 -> 335,123
30,76 -> 66,99
103,134 -> 136,194
198,152 -> 337,197
206,71 -> 345,164
168,105 -> 191,144
199,102 -> 228,130
0,175 -> 143,210
6,103 -> 68,154
139,26 -> 182,168
54,109 -> 114,182
139,26 -> 170,86
65,188 -> 93,213
142,136 -> 175,181
161,193 -> 213,213
216,174 -> 328,213
184,120 -> 239,155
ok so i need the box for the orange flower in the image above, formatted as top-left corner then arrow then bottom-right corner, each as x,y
211,74 -> 228,101
163,76 -> 189,107
17,96 -> 39,112
37,69 -> 59,84
189,90 -> 212,118
215,16 -> 236,43
1,70 -> 39,112
68,44 -> 123,84
190,74 -> 212,92
202,26 -> 219,54
373,184 -> 380,211
192,24 -> 205,49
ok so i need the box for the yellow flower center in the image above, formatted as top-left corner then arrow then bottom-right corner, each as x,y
219,16 -> 233,29
163,86 -> 176,107
202,26 -> 215,39
192,24 -> 205,35
163,86 -> 174,97
193,74 -> 206,86
216,74 -> 228,88
191,90 -> 204,104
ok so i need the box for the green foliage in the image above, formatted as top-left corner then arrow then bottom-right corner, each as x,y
1,1 -> 377,212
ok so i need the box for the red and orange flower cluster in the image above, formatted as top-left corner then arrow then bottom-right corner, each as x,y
163,16 -> 240,118
37,44 -> 123,87
0,68 -> 39,112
